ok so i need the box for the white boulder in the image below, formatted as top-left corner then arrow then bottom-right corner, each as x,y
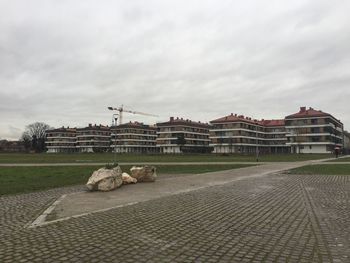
86,166 -> 123,191
122,172 -> 137,184
130,166 -> 157,182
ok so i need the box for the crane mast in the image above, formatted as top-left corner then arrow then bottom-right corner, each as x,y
107,105 -> 158,126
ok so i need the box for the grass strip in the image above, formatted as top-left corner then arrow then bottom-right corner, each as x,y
0,164 -> 254,196
0,153 -> 333,164
326,156 -> 350,162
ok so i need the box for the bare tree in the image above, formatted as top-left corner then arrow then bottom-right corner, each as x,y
294,127 -> 307,154
20,122 -> 52,152
21,132 -> 32,151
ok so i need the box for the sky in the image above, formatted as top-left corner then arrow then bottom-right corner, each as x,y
0,0 -> 350,140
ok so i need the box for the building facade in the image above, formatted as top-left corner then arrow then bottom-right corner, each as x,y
344,131 -> 350,154
45,127 -> 77,153
110,122 -> 158,154
209,114 -> 289,154
76,124 -> 111,153
285,107 -> 344,154
44,106 -> 345,155
0,140 -> 26,153
261,119 -> 289,154
210,114 -> 264,154
156,117 -> 211,154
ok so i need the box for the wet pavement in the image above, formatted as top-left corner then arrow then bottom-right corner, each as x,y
0,164 -> 349,262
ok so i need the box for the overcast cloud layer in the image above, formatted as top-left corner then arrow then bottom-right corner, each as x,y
0,0 -> 350,139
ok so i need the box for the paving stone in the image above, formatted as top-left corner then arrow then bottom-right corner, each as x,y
0,173 -> 349,262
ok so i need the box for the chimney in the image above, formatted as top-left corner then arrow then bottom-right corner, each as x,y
231,113 -> 233,116
300,107 -> 306,112
89,123 -> 92,127
170,117 -> 174,122
235,114 -> 237,117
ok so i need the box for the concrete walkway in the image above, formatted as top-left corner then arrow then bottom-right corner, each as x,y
1,156 -> 349,167
2,157 -> 349,262
31,160 -> 323,227
0,161 -> 264,167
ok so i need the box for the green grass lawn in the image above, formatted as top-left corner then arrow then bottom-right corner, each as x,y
288,164 -> 350,175
0,164 -> 254,196
0,153 -> 333,164
326,156 -> 350,162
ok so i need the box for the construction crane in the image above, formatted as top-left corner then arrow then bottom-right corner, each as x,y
107,105 -> 158,126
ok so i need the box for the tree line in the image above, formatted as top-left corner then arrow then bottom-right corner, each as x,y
21,122 -> 51,153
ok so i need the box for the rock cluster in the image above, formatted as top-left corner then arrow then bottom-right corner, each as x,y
130,165 -> 157,182
122,172 -> 137,184
86,165 -> 156,192
86,166 -> 123,192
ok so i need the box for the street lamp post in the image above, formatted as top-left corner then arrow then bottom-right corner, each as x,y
108,107 -> 118,165
256,125 -> 259,162
111,132 -> 117,164
111,114 -> 118,126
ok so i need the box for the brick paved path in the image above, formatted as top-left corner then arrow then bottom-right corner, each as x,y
0,173 -> 349,262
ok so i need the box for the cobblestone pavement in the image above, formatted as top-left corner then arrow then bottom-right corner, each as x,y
0,172 -> 349,262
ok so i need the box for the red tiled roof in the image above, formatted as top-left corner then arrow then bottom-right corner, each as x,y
112,122 -> 156,130
211,114 -> 285,127
77,124 -> 110,131
46,127 -> 76,133
285,107 -> 330,119
259,119 -> 285,127
157,117 -> 210,128
210,114 -> 261,125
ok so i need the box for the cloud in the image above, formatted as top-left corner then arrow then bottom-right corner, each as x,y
1,0 -> 350,139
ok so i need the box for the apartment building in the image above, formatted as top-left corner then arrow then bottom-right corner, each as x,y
0,140 -> 26,153
285,107 -> 344,153
210,114 -> 263,154
210,114 -> 289,154
156,117 -> 211,154
261,119 -> 289,154
344,131 -> 350,154
44,106 -> 345,155
45,127 -> 77,153
76,124 -> 111,153
110,122 -> 158,154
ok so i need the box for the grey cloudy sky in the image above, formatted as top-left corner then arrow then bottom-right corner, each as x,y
1,0 -> 349,139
